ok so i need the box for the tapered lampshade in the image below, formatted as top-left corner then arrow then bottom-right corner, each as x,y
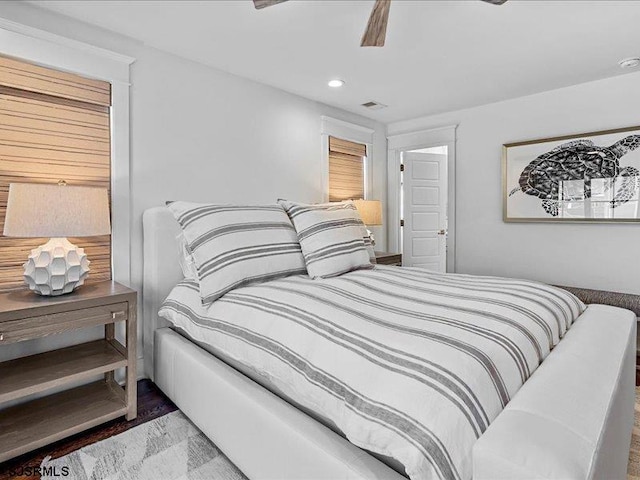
2,183 -> 111,296
353,199 -> 383,226
3,183 -> 111,238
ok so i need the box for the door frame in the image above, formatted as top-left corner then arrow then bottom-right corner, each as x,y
387,125 -> 457,272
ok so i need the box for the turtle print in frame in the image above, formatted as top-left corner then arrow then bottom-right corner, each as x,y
503,126 -> 640,222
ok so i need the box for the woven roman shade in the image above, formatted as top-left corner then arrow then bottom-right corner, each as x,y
0,55 -> 111,106
0,55 -> 112,291
328,136 -> 366,202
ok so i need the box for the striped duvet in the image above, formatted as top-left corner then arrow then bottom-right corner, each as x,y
159,266 -> 585,480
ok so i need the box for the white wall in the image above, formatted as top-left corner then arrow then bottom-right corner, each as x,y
0,2 -> 387,372
388,72 -> 640,294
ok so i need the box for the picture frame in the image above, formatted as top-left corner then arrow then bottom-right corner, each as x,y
503,126 -> 640,223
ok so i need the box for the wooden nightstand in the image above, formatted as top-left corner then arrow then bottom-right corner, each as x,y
375,251 -> 402,266
0,281 -> 137,463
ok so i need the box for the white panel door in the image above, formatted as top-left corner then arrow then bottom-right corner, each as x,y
402,152 -> 448,271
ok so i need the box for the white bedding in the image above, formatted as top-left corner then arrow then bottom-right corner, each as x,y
159,266 -> 585,480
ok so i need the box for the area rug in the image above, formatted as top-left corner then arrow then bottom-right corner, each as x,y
41,411 -> 247,480
628,387 -> 640,480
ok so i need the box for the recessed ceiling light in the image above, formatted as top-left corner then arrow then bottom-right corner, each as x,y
619,57 -> 640,69
328,79 -> 345,88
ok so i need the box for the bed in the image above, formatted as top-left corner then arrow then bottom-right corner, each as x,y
143,206 -> 636,480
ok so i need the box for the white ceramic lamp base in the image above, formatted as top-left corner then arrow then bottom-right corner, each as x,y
23,237 -> 90,296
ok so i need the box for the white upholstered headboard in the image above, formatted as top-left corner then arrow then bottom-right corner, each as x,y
142,206 -> 183,379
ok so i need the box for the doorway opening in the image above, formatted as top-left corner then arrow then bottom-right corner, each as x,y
400,145 -> 449,271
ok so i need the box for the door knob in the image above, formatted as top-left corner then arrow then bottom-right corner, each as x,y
437,229 -> 447,235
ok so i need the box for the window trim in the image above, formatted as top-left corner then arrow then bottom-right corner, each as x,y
0,18 -> 135,287
320,116 -> 374,202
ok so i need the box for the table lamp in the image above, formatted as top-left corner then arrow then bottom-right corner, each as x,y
3,182 -> 111,296
353,199 -> 383,246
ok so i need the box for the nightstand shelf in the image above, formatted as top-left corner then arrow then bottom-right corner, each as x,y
0,281 -> 137,463
0,380 -> 127,463
0,339 -> 127,404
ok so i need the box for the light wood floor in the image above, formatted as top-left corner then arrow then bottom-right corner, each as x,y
628,387 -> 640,479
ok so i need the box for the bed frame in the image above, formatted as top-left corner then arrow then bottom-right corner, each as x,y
143,206 -> 636,480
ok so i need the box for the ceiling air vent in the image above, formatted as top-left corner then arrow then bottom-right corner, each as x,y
361,101 -> 387,110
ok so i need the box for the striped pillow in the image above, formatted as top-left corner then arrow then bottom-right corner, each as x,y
278,200 -> 376,264
279,200 -> 374,279
176,233 -> 198,280
168,202 -> 308,305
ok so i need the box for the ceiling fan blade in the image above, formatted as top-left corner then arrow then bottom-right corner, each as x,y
361,0 -> 391,47
480,0 -> 508,4
253,0 -> 289,10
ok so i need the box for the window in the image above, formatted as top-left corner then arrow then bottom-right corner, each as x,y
0,54 -> 112,291
328,136 -> 366,202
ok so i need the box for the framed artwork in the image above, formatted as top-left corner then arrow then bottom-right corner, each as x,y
503,126 -> 640,222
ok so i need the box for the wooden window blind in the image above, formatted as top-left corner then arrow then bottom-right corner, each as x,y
328,136 -> 366,202
0,55 -> 111,106
0,55 -> 112,292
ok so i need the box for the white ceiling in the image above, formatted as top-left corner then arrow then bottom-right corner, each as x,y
30,0 -> 640,123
